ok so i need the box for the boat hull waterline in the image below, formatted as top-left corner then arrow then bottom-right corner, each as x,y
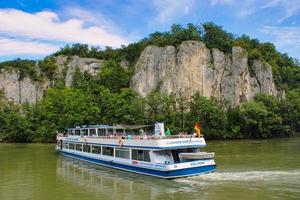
57,150 -> 216,179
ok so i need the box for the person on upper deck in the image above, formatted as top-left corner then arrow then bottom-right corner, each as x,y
165,128 -> 171,136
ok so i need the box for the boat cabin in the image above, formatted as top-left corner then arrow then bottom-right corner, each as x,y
65,125 -> 126,137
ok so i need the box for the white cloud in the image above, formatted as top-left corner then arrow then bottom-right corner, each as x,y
210,0 -> 255,17
236,0 -> 258,17
16,0 -> 26,7
0,9 -> 129,48
62,7 -> 116,31
210,0 -> 300,20
210,0 -> 235,6
262,0 -> 300,23
0,37 -> 59,56
152,0 -> 196,25
260,26 -> 300,50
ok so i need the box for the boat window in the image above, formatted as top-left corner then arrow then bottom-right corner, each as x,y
75,144 -> 82,151
102,146 -> 114,157
91,145 -> 101,154
107,128 -> 114,135
90,129 -> 96,136
67,130 -> 73,135
181,148 -> 198,153
82,129 -> 88,136
132,149 -> 150,162
63,142 -> 68,149
152,150 -> 173,164
69,143 -> 75,150
83,145 -> 91,153
75,129 -> 80,136
116,129 -> 124,135
98,129 -> 106,137
68,130 -> 74,136
115,148 -> 130,159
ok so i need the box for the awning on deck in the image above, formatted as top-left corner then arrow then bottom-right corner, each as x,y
116,124 -> 154,130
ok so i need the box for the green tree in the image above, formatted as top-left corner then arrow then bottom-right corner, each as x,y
98,60 -> 130,92
280,90 -> 300,134
238,101 -> 283,138
39,56 -> 58,81
30,88 -> 100,142
201,22 -> 234,53
0,105 -> 33,142
187,93 -> 227,139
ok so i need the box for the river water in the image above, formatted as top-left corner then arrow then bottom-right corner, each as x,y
0,138 -> 299,200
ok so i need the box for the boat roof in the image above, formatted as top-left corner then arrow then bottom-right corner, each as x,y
116,124 -> 153,130
66,125 -> 114,130
66,124 -> 152,130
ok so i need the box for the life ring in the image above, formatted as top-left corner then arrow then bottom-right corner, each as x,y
118,140 -> 123,147
83,137 -> 87,143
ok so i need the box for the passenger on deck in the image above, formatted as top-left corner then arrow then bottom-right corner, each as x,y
139,128 -> 145,135
126,134 -> 132,140
165,128 -> 171,136
193,131 -> 198,138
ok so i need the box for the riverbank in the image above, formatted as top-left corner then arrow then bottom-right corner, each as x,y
0,134 -> 299,144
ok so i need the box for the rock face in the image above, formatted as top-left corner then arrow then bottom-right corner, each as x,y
131,41 -> 278,107
0,42 -> 279,107
0,70 -> 49,104
0,55 -> 105,104
55,55 -> 104,86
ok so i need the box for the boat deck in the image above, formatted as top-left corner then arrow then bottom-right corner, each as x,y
58,133 -> 203,140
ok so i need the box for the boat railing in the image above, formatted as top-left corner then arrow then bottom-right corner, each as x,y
57,133 -> 203,140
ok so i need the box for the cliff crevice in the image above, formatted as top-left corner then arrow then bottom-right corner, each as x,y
131,40 -> 279,107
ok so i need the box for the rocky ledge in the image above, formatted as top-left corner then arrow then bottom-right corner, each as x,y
131,40 -> 283,107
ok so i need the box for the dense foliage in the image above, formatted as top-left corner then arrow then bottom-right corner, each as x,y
0,59 -> 37,80
0,22 -> 299,142
1,83 -> 299,142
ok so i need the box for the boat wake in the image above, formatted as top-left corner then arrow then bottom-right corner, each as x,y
175,170 -> 300,185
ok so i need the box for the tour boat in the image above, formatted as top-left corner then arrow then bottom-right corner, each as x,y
55,123 -> 216,179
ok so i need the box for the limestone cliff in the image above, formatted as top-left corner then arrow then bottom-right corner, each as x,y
0,41 -> 281,106
0,70 -> 49,104
0,56 -> 105,104
131,41 -> 279,107
55,55 -> 104,86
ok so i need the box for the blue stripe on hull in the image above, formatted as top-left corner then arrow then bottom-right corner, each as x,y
58,151 -> 216,179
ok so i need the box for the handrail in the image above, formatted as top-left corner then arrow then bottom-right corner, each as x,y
57,133 -> 203,140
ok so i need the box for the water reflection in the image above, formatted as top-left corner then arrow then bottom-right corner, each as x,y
56,155 -> 300,200
56,156 -> 195,200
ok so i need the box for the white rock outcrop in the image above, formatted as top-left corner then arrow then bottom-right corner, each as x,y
131,41 -> 278,107
0,70 -> 49,104
55,55 -> 104,86
0,43 -> 279,107
0,55 -> 105,104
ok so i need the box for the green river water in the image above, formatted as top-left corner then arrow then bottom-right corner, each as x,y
0,138 -> 299,200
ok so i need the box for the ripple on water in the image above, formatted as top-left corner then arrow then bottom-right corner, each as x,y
175,170 -> 300,184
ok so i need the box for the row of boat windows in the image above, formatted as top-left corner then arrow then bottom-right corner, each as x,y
67,129 -> 124,136
62,142 -> 150,162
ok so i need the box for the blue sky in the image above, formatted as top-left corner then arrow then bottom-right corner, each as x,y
0,0 -> 299,62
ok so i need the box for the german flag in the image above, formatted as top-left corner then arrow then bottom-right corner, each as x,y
194,122 -> 202,137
